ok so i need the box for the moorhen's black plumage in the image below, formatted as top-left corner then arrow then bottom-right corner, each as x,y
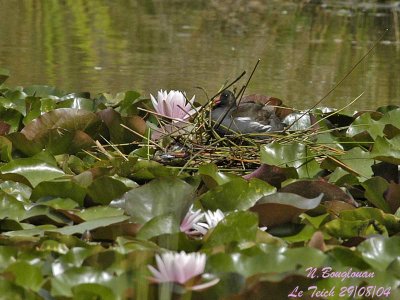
211,90 -> 285,136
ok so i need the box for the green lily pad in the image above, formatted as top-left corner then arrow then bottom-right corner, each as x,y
118,90 -> 141,115
6,261 -> 44,292
361,177 -> 391,212
0,191 -> 26,221
57,96 -> 96,111
23,85 -> 65,97
72,283 -> 116,300
21,108 -> 102,141
322,147 -> 374,180
50,215 -> 130,235
36,197 -> 79,210
199,163 -> 237,188
371,135 -> 400,164
51,267 -> 113,297
204,211 -> 259,248
323,210 -> 390,239
124,177 -> 197,223
75,206 -> 125,221
22,205 -> 73,226
208,245 -> 327,277
0,136 -> 12,162
200,178 -> 275,212
31,178 -> 86,205
87,175 -> 133,205
347,112 -> 385,139
6,132 -> 43,156
261,141 -> 321,178
125,159 -> 179,180
0,158 -> 65,187
337,207 -> 400,234
358,236 -> 400,271
137,213 -> 179,240
0,180 -> 32,202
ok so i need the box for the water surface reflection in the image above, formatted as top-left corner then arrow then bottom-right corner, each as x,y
0,0 -> 399,110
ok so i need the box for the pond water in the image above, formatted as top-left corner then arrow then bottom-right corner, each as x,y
0,0 -> 399,111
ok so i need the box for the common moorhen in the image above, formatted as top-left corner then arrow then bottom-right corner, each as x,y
211,90 -> 285,136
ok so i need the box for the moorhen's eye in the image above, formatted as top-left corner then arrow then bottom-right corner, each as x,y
221,92 -> 229,99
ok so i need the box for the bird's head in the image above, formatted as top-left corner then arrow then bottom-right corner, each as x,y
213,90 -> 236,108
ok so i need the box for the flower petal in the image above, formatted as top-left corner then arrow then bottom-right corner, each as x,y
189,278 -> 220,291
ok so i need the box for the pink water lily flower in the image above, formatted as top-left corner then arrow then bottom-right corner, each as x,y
148,251 -> 219,290
150,90 -> 195,120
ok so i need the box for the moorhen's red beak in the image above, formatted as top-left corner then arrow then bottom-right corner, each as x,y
212,96 -> 221,106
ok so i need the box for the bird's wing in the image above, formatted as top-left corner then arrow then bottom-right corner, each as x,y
232,102 -> 264,118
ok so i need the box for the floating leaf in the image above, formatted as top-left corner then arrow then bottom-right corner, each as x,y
199,163 -> 236,188
75,206 -> 125,221
204,211 -> 259,248
6,132 -> 43,156
250,192 -> 323,227
21,108 -> 102,141
5,261 -> 44,292
0,191 -> 26,221
280,179 -> 357,206
208,245 -> 326,277
23,85 -> 65,97
261,141 -> 321,178
0,158 -> 65,187
371,135 -> 400,164
31,178 -> 86,205
72,283 -> 116,300
323,219 -> 382,239
322,147 -> 374,180
200,178 -> 275,212
137,213 -> 179,240
361,177 -> 391,212
385,182 -> 400,213
118,90 -> 141,115
243,164 -> 298,188
0,136 -> 12,162
50,215 -> 130,235
337,207 -> 400,234
87,176 -> 132,205
347,112 -> 385,139
126,159 -> 179,180
36,197 -> 79,210
51,267 -> 113,297
57,96 -> 95,111
358,236 -> 400,271
97,108 -> 146,147
124,177 -> 197,223
22,205 -> 72,226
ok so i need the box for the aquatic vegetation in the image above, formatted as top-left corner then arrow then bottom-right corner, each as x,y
0,69 -> 400,299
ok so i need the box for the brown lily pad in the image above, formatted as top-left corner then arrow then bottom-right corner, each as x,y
250,192 -> 323,227
279,179 -> 359,207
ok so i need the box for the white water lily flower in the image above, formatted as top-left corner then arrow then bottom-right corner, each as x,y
148,251 -> 219,290
180,206 -> 204,236
150,90 -> 195,120
192,209 -> 225,235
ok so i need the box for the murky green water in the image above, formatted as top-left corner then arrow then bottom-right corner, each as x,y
0,0 -> 399,110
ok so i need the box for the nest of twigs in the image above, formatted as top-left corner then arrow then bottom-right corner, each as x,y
146,91 -> 320,173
